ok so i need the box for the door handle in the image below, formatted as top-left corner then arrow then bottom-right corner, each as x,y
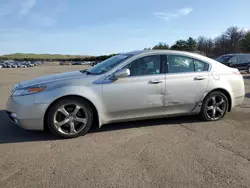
148,79 -> 164,84
194,76 -> 206,80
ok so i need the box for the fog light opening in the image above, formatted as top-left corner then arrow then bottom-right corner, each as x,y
9,112 -> 19,124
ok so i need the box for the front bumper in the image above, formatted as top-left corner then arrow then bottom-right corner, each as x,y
6,95 -> 48,130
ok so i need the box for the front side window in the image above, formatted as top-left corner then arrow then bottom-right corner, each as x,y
168,55 -> 194,73
125,55 -> 161,76
86,54 -> 132,75
228,56 -> 238,64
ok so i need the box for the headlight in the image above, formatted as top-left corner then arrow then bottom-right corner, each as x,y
11,83 -> 21,93
12,86 -> 46,97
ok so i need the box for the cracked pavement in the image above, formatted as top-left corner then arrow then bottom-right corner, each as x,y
0,65 -> 250,188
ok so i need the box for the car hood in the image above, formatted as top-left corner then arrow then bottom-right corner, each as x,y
19,71 -> 86,87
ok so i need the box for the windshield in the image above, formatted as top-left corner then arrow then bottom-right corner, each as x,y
86,54 -> 132,75
216,55 -> 233,64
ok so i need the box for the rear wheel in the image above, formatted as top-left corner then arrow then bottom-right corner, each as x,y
200,91 -> 228,121
47,97 -> 93,138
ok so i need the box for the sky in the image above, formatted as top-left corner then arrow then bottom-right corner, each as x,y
0,0 -> 250,56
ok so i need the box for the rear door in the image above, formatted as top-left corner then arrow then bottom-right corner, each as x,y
164,55 -> 210,113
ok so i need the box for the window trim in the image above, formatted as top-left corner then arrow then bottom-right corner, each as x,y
165,55 -> 210,75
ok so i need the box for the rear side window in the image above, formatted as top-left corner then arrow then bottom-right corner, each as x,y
168,55 -> 194,73
194,59 -> 209,72
167,55 -> 209,73
239,55 -> 250,63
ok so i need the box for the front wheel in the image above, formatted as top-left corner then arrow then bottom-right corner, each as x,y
200,91 -> 228,121
47,97 -> 93,138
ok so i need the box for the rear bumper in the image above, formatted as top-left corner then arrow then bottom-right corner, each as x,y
232,95 -> 245,108
231,75 -> 245,108
6,95 -> 48,130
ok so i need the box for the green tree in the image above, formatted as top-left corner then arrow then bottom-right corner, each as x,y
240,32 -> 250,52
171,40 -> 188,51
186,37 -> 197,51
152,42 -> 169,50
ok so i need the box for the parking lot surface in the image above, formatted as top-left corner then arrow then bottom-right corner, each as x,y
1,65 -> 250,188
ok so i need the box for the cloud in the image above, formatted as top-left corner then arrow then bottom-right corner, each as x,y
20,0 -> 36,16
178,8 -> 193,16
153,7 -> 193,21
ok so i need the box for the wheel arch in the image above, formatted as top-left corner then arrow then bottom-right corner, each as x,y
203,88 -> 232,112
43,95 -> 100,131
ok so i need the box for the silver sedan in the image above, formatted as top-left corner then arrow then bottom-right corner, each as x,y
6,50 -> 245,138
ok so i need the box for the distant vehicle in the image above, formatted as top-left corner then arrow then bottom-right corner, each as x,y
90,61 -> 98,66
72,62 -> 87,65
17,63 -> 26,68
216,53 -> 250,73
0,64 -> 3,68
24,62 -> 32,67
2,63 -> 8,68
7,64 -> 12,68
60,62 -> 72,65
6,50 -> 245,138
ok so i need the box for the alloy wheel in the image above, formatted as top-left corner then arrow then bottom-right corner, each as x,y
206,95 -> 226,120
53,103 -> 88,135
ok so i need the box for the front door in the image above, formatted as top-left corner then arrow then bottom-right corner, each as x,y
102,55 -> 166,121
164,55 -> 210,113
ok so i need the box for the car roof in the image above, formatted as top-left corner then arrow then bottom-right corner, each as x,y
124,50 -> 215,63
220,53 -> 250,56
125,49 -> 211,56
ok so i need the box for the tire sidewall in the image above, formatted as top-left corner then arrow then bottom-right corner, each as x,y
200,91 -> 228,121
47,98 -> 93,138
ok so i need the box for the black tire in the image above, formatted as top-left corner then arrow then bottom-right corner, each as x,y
200,91 -> 228,121
47,97 -> 93,138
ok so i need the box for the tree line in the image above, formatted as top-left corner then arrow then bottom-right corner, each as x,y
146,26 -> 250,58
0,53 -> 116,62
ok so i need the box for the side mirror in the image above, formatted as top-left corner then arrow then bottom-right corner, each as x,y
113,68 -> 130,79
